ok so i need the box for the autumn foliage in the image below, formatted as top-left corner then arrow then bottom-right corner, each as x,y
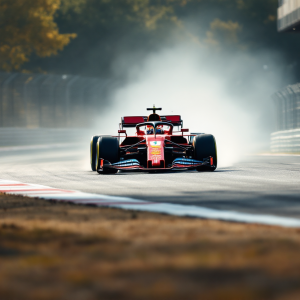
0,0 -> 295,78
0,0 -> 76,71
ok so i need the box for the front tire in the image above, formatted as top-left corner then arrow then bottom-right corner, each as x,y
193,134 -> 217,171
90,135 -> 100,171
96,136 -> 119,174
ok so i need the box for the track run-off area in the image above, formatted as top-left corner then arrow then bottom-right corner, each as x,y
1,144 -> 300,226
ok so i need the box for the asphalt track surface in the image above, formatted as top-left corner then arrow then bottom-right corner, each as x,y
1,144 -> 300,219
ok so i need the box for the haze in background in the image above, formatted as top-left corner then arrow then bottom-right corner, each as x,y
2,1 -> 290,168
96,43 -> 284,167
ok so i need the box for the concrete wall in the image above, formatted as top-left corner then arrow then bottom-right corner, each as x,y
0,128 -> 91,147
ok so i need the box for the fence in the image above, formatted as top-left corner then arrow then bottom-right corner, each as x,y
271,83 -> 300,152
0,72 -> 115,128
0,128 -> 92,147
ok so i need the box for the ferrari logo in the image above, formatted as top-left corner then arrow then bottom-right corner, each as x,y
150,141 -> 161,146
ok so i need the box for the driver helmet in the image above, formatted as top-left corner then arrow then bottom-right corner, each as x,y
147,113 -> 162,134
147,113 -> 161,122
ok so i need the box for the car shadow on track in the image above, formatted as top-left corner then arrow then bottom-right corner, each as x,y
88,168 -> 238,176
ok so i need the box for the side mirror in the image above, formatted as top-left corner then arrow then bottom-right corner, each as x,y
118,129 -> 127,137
181,128 -> 189,136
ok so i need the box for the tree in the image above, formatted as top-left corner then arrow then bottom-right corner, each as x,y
0,0 -> 76,71
25,0 -> 300,82
205,19 -> 242,48
35,0 -> 184,76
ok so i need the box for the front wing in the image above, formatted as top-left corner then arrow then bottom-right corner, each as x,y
98,157 -> 214,172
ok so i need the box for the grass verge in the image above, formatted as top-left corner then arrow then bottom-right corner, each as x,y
0,193 -> 300,300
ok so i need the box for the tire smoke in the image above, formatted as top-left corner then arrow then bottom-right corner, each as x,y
97,44 -> 284,167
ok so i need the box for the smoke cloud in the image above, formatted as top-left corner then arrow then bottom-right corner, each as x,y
95,42 -> 284,168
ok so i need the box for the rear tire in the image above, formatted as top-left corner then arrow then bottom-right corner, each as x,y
90,135 -> 100,171
193,134 -> 217,171
96,136 -> 119,174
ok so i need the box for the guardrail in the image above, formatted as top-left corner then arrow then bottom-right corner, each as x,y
271,129 -> 300,152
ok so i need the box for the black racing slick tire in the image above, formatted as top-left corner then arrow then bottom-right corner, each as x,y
90,135 -> 100,171
193,134 -> 217,171
96,136 -> 119,174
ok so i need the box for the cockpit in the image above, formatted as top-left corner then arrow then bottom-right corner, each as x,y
119,105 -> 182,138
136,122 -> 173,135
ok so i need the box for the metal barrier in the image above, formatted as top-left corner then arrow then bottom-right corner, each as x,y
271,83 -> 300,152
0,72 -> 115,128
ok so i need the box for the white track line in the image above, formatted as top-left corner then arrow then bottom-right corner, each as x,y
1,179 -> 300,228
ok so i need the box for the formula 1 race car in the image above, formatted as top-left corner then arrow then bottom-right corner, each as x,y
90,106 -> 217,174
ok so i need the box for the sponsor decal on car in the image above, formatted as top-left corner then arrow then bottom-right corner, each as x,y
150,141 -> 161,147
151,149 -> 162,155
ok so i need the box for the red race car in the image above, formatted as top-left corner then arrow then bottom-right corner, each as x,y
90,106 -> 217,174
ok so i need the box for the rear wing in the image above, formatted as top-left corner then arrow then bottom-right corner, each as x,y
120,115 -> 183,129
